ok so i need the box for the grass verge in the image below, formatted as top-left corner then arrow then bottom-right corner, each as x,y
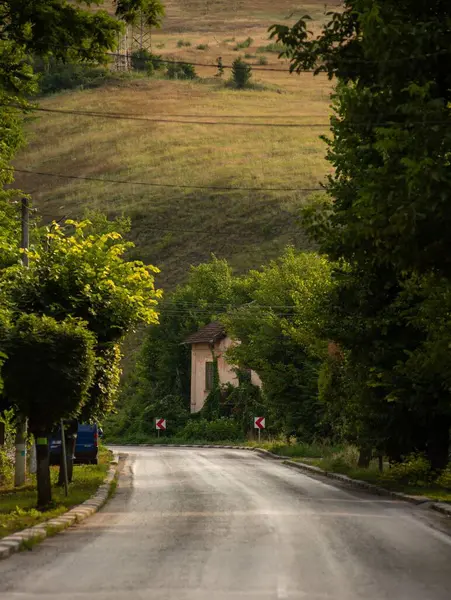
289,456 -> 451,503
0,446 -> 112,539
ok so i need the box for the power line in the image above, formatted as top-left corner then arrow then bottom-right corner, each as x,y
110,224 -> 303,236
11,104 -> 450,128
16,104 -> 330,128
13,104 -> 451,129
41,46 -> 451,73
105,51 -> 297,73
6,167 -> 324,193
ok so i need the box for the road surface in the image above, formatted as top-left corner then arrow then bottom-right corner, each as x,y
1,447 -> 451,600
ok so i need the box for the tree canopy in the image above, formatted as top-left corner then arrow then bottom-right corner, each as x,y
272,0 -> 451,468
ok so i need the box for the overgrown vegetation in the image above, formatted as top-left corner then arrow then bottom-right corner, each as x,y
165,60 -> 197,80
35,60 -> 117,96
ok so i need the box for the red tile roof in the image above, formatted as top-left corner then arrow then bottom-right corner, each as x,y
184,322 -> 226,345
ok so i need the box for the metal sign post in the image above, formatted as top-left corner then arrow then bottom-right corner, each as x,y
60,419 -> 69,497
155,418 -> 166,439
254,417 -> 265,443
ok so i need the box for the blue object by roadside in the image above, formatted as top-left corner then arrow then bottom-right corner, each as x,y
50,423 -> 103,465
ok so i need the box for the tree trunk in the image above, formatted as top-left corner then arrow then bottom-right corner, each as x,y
35,436 -> 52,509
358,446 -> 372,468
426,417 -> 451,472
378,454 -> 384,473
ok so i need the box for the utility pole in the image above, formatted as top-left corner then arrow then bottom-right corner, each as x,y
132,11 -> 152,53
14,198 -> 29,486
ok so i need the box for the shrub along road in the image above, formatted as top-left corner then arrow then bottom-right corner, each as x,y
0,447 -> 451,599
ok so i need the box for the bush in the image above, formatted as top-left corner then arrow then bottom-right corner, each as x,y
231,58 -> 252,89
244,53 -> 256,59
180,418 -> 242,442
177,40 -> 191,48
235,37 -> 253,50
166,61 -> 197,80
36,61 -> 112,95
381,454 -> 432,486
258,56 -> 269,65
196,44 -> 209,50
436,466 -> 451,489
131,49 -> 163,72
0,409 -> 15,486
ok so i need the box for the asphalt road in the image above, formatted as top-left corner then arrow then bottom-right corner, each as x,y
1,447 -> 451,600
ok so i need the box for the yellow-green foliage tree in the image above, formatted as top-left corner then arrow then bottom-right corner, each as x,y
1,219 -> 161,506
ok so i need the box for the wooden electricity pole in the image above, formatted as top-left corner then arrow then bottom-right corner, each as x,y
14,198 -> 29,486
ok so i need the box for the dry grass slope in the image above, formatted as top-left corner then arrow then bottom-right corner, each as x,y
15,0 -> 334,288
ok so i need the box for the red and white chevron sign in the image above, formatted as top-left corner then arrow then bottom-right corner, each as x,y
155,418 -> 166,431
254,417 -> 265,430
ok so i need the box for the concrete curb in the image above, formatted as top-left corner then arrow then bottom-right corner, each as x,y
0,453 -> 120,561
111,443 -> 451,518
280,459 -> 451,517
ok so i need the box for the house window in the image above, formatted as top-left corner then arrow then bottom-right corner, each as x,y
205,361 -> 215,391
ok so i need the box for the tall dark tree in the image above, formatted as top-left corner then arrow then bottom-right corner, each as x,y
1,315 -> 95,507
272,1 -> 451,468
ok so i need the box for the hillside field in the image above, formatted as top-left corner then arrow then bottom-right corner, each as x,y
14,0 -> 334,288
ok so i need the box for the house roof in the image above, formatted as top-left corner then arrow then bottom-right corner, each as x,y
184,322 -> 226,345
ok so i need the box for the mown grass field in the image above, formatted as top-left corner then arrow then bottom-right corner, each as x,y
15,0 -> 333,288
0,447 -> 112,539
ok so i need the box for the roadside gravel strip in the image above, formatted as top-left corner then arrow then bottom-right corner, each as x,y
121,443 -> 451,519
0,453 -> 120,561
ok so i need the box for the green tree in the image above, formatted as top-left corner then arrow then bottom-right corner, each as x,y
110,256 -> 243,439
272,1 -> 451,468
231,57 -> 252,89
5,219 -> 161,421
139,255 -> 240,406
1,314 -> 95,507
223,248 -> 333,439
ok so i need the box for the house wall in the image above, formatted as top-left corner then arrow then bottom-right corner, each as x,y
216,336 -> 239,391
190,342 -> 212,413
190,336 -> 261,413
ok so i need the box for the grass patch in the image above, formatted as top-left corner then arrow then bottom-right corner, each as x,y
234,37 -> 254,50
291,451 -> 451,503
196,44 -> 209,50
0,446 -> 112,539
177,39 -> 192,48
257,42 -> 289,54
16,76 -> 331,289
246,439 -> 344,458
258,56 -> 269,65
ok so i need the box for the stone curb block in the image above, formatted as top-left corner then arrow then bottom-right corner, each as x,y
252,448 -> 285,460
281,459 -> 427,504
0,452 -> 120,561
281,459 -> 451,516
430,502 -> 451,517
